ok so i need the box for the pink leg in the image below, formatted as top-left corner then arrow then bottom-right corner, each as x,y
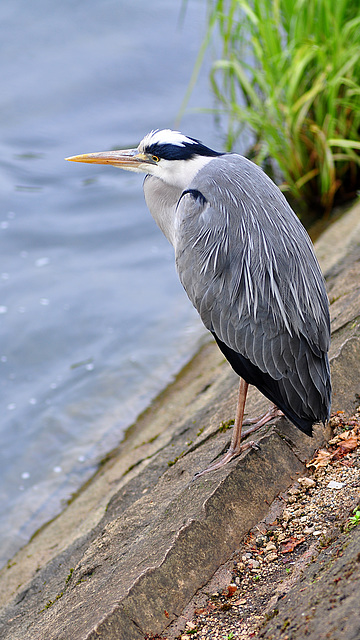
242,405 -> 284,433
194,383 -> 282,477
195,379 -> 256,477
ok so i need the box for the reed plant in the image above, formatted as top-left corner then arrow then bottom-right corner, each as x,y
205,0 -> 360,215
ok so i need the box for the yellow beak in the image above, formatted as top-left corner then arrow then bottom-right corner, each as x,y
65,149 -> 158,170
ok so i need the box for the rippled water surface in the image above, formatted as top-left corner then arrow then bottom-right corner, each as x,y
0,0 -> 228,566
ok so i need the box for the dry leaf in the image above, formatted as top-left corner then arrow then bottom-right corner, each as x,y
329,429 -> 359,445
225,584 -> 238,598
307,449 -> 332,469
194,602 -> 215,615
332,437 -> 358,460
280,536 -> 305,553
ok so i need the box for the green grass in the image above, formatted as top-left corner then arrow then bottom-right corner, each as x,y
348,507 -> 360,530
202,0 -> 360,215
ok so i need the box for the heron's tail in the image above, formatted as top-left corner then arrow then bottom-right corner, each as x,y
213,334 -> 331,436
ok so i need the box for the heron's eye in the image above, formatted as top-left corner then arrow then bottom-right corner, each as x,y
152,155 -> 160,162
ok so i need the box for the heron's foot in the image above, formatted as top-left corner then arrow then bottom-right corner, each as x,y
193,440 -> 260,479
242,406 -> 283,431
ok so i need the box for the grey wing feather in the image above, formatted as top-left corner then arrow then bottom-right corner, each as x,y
174,154 -> 331,423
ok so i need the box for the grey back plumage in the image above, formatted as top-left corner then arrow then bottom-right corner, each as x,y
173,154 -> 331,431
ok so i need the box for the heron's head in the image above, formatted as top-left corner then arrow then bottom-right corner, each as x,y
66,129 -> 222,189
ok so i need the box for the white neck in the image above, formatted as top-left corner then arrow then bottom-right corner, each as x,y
143,176 -> 182,246
143,154 -> 215,246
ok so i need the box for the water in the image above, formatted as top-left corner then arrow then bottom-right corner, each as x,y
0,0 -> 228,566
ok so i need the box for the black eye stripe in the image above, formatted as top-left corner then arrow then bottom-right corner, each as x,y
144,141 -> 221,161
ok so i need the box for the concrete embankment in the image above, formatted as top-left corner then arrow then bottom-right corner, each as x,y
0,201 -> 359,640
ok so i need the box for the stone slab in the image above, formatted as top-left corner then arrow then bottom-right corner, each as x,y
0,202 -> 359,639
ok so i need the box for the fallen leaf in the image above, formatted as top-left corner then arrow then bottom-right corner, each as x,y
194,602 -> 216,615
195,604 -> 213,615
332,437 -> 358,460
307,449 -> 332,469
225,584 -> 237,598
280,536 -> 305,553
340,459 -> 354,467
329,429 -> 359,445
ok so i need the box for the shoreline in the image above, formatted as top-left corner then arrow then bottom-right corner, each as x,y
0,199 -> 359,639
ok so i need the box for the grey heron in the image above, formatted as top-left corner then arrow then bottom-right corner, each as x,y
67,129 -> 331,475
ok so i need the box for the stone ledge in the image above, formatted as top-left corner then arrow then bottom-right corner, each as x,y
0,201 -> 359,640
